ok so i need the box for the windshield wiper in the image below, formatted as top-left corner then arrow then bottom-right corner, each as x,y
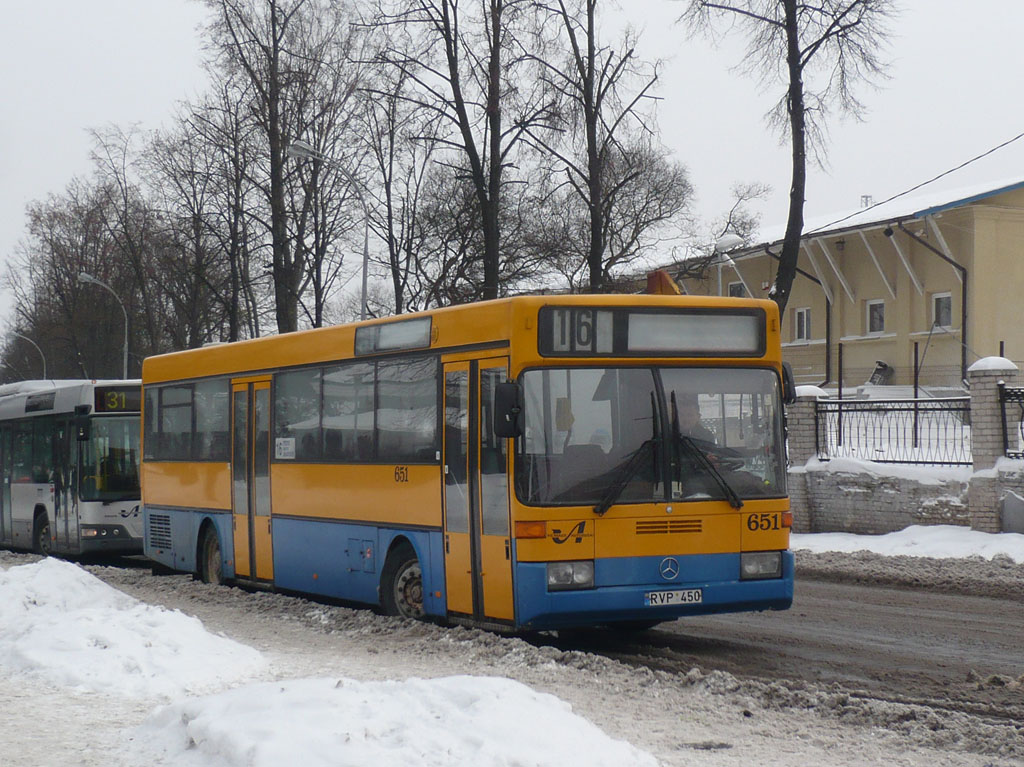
593,439 -> 655,516
593,392 -> 659,516
670,391 -> 743,509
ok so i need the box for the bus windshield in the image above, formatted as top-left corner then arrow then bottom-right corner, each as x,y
515,366 -> 786,506
80,415 -> 141,502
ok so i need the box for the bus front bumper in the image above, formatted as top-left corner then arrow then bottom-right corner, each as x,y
78,524 -> 143,554
514,550 -> 794,631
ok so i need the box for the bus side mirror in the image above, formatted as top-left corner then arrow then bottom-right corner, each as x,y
782,361 -> 797,405
494,381 -> 523,439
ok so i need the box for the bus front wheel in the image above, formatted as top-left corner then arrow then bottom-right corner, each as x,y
198,526 -> 225,586
33,514 -> 51,556
381,544 -> 424,619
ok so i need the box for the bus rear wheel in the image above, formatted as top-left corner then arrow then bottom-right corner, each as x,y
198,526 -> 224,586
33,514 -> 51,556
381,544 -> 424,619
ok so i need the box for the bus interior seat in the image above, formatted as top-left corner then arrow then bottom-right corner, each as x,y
554,443 -> 608,496
324,429 -> 342,457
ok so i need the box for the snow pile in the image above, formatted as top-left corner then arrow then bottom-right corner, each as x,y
798,456 -> 973,485
793,524 -> 1024,563
132,675 -> 659,767
0,558 -> 265,697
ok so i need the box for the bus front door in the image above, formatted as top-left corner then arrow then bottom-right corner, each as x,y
53,420 -> 77,552
0,426 -> 9,546
231,380 -> 274,582
442,358 -> 514,624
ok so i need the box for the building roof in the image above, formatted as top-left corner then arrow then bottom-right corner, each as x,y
749,175 -> 1024,250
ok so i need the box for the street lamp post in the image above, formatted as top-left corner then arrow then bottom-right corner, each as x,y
11,332 -> 46,379
78,272 -> 128,379
714,234 -> 751,297
286,139 -> 370,321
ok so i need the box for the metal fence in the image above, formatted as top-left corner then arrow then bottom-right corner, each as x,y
999,384 -> 1024,459
815,397 -> 972,466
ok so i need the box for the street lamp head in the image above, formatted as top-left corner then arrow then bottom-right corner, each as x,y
78,272 -> 98,285
714,234 -> 745,254
286,140 -> 320,161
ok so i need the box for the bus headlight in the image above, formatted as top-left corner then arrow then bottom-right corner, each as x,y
740,551 -> 782,580
546,561 -> 595,591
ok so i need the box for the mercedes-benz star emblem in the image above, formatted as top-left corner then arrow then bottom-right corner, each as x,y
659,557 -> 680,581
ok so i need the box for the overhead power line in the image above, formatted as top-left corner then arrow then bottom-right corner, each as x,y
808,129 -> 1024,234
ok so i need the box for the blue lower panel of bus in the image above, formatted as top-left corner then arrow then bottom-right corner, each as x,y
144,508 -> 446,617
271,517 -> 445,616
514,551 -> 794,631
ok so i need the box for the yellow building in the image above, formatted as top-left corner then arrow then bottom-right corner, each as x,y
676,180 -> 1024,391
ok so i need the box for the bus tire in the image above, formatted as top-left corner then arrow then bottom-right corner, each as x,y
32,512 -> 51,557
381,543 -> 424,620
198,525 -> 225,586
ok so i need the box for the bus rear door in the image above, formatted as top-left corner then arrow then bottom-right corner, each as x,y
231,379 -> 274,582
442,357 -> 514,624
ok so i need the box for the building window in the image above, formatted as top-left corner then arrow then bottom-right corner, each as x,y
793,308 -> 811,341
932,292 -> 952,328
727,281 -> 746,298
866,300 -> 885,335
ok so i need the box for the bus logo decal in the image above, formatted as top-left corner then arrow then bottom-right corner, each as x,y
659,557 -> 680,581
552,521 -> 586,544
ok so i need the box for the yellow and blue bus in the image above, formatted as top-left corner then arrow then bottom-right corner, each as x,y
0,380 -> 143,556
141,295 -> 795,631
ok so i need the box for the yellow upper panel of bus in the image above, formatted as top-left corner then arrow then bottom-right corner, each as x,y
141,295 -> 783,384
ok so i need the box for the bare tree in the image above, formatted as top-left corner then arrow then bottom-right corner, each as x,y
531,0 -> 677,292
372,0 -> 559,300
682,0 -> 894,312
281,11 -> 365,328
183,82 -> 267,340
528,140 -> 694,291
203,0 -> 314,333
5,178 -> 132,379
90,125 -> 166,361
144,122 -> 236,348
359,67 -> 441,314
672,181 -> 770,285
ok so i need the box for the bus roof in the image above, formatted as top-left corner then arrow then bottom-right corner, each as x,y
142,294 -> 781,384
0,379 -> 141,420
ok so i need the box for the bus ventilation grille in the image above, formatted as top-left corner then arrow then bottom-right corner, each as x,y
635,519 -> 702,535
148,514 -> 172,549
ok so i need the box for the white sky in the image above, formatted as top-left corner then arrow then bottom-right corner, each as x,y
2,527 -> 1022,764
2,0 -> 1023,322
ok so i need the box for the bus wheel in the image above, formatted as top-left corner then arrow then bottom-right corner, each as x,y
381,544 -> 424,619
198,526 -> 224,586
32,514 -> 51,557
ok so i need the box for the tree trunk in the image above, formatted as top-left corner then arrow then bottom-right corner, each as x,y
772,0 -> 806,316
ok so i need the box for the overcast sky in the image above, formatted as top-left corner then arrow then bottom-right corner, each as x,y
2,0 -> 1022,323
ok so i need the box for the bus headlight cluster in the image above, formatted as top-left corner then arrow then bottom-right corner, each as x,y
740,551 -> 782,580
546,561 -> 594,591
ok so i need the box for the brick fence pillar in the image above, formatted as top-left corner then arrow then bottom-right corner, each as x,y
786,389 -> 824,533
967,357 -> 1019,532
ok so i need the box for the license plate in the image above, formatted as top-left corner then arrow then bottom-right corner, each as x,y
644,588 -> 702,606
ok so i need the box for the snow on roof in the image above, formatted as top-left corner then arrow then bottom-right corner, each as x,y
750,175 -> 1024,248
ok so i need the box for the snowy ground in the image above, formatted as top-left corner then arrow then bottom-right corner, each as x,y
1,526 -> 1022,766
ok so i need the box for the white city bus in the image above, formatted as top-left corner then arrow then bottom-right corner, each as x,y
0,380 -> 142,556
